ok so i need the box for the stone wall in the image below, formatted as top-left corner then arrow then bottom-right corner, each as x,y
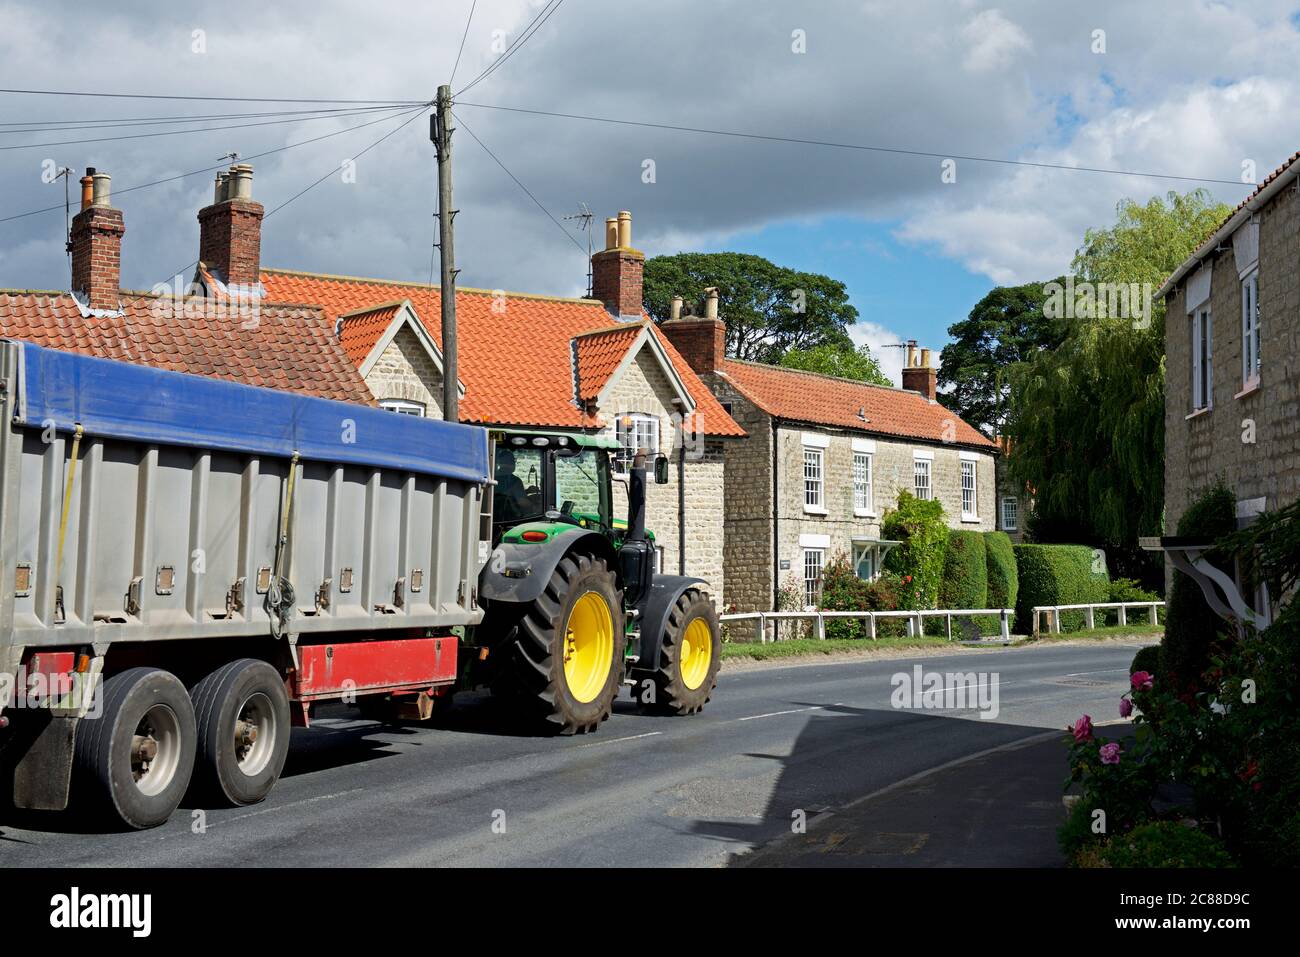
1164,184 -> 1300,531
363,324 -> 444,418
603,347 -> 726,605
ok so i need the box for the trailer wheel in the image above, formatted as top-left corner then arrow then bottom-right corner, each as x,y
494,552 -> 624,734
189,659 -> 290,807
73,667 -> 197,829
641,589 -> 721,716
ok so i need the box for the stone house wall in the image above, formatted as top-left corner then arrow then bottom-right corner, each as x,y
363,325 -> 444,418
1164,182 -> 1300,532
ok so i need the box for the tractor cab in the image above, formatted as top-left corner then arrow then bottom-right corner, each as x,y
489,430 -> 618,541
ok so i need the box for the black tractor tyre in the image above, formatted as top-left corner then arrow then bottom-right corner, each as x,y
491,552 -> 625,734
73,667 -> 197,830
639,589 -> 721,716
189,658 -> 291,807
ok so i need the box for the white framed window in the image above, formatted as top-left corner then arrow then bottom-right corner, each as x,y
380,398 -> 425,416
1002,496 -> 1019,531
1191,306 -> 1213,411
913,458 -> 932,500
802,548 -> 825,609
615,413 -> 659,472
803,447 -> 825,511
852,451 -> 873,515
1241,270 -> 1260,389
960,459 -> 978,519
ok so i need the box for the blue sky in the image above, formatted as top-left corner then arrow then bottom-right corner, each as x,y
725,216 -> 994,377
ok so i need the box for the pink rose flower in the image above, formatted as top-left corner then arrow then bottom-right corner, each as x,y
1119,697 -> 1133,718
1130,671 -> 1154,691
1072,715 -> 1093,742
1099,742 -> 1122,765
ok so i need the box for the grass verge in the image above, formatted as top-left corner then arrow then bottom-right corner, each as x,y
721,636 -> 954,661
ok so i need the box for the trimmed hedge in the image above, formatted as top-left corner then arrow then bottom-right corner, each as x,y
938,530 -> 988,609
984,531 -> 1018,611
1163,483 -> 1236,690
1014,544 -> 1109,633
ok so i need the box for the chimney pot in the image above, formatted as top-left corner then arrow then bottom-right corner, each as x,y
670,295 -> 683,321
229,163 -> 254,201
214,171 -> 229,204
90,171 -> 112,208
704,287 -> 719,320
604,217 -> 618,250
920,347 -> 931,368
617,210 -> 632,249
79,171 -> 94,211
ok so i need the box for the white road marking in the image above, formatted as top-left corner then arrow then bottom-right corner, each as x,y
736,703 -> 842,722
573,731 -> 663,749
1063,668 -> 1128,677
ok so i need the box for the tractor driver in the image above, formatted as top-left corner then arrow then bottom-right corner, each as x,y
494,446 -> 533,521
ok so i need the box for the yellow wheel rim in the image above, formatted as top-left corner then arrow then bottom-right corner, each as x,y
563,591 -> 615,704
680,618 -> 714,691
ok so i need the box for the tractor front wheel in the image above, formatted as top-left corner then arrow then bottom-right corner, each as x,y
639,589 -> 720,715
493,552 -> 625,734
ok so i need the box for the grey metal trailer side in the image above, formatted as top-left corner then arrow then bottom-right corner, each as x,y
0,340 -> 491,827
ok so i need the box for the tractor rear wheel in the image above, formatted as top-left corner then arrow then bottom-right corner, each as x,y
493,552 -> 624,734
640,589 -> 720,715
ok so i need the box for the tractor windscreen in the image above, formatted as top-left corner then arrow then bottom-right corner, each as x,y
493,446 -> 545,523
554,448 -> 608,524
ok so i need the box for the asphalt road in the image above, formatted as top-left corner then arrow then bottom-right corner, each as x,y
0,641 -> 1147,867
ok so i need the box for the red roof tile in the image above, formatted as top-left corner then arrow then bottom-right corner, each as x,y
337,301 -> 404,366
573,325 -> 643,402
0,290 -> 373,405
260,269 -> 745,437
718,359 -> 995,449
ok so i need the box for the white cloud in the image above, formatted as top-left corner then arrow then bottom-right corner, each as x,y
961,9 -> 1033,73
849,319 -> 907,386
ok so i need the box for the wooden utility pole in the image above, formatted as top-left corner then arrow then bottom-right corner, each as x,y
431,84 -> 459,422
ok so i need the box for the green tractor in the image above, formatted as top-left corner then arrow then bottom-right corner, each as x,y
469,428 -> 722,733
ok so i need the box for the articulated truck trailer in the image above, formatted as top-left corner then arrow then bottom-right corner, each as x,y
0,339 -> 720,829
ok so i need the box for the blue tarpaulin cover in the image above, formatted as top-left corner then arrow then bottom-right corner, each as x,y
12,340 -> 490,484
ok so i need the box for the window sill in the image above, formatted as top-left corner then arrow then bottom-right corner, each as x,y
1235,380 -> 1261,400
853,509 -> 877,519
1185,406 -> 1211,421
961,514 -> 981,524
803,506 -> 828,516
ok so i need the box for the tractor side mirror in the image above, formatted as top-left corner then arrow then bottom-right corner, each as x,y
653,454 -> 670,485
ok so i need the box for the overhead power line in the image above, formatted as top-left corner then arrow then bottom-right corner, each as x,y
0,104 -> 415,152
452,110 -> 586,254
449,0 -> 478,88
455,101 -> 1246,187
113,104 -> 431,313
454,0 -> 566,97
0,87 -> 425,105
0,104 -> 410,135
0,104 -> 430,225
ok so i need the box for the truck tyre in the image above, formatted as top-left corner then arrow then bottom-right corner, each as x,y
189,659 -> 291,807
73,667 -> 197,830
495,552 -> 625,734
641,589 -> 721,715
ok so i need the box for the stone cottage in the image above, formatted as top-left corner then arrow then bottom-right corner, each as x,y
1156,149 -> 1300,622
660,299 -> 999,611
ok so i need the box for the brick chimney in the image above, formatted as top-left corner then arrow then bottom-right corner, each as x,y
69,169 -> 125,312
901,340 -> 937,401
591,210 -> 644,319
197,163 -> 263,289
660,286 -> 726,375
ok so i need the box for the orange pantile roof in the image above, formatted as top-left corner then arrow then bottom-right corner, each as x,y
0,290 -> 373,404
337,301 -> 405,366
573,325 -> 643,402
259,269 -> 745,437
718,359 -> 995,449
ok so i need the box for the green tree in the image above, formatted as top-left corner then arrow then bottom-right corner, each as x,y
937,280 -> 1067,436
1006,190 -> 1230,547
643,252 -> 857,363
779,342 -> 891,386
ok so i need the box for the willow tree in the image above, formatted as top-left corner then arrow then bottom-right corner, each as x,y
1007,190 -> 1230,547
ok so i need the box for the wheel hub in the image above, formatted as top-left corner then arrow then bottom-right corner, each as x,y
562,591 -> 615,704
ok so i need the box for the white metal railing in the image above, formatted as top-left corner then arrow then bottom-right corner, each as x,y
1031,601 -> 1164,637
720,608 -> 1013,644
